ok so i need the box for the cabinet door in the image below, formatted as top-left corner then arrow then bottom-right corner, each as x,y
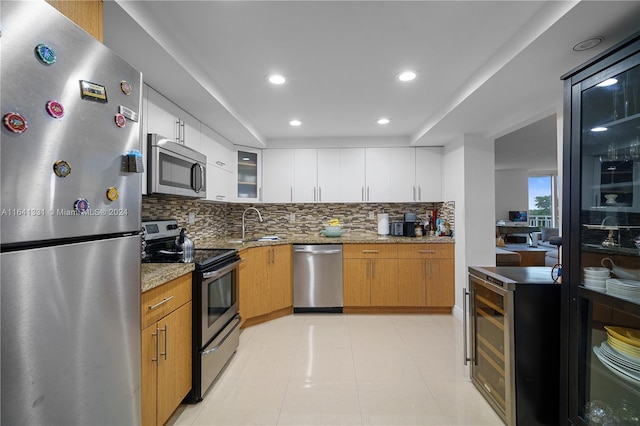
239,247 -> 271,319
317,149 -> 341,202
415,147 -> 443,201
343,259 -> 371,306
365,148 -> 391,202
269,245 -> 292,311
370,259 -> 398,306
146,86 -> 179,141
180,111 -> 201,151
206,164 -> 234,202
389,148 -> 417,202
425,258 -> 454,307
397,258 -> 426,306
262,149 -> 294,202
294,149 -> 318,202
141,324 -> 158,426
236,148 -> 261,202
340,148 -> 366,202
156,301 -> 192,426
201,125 -> 235,173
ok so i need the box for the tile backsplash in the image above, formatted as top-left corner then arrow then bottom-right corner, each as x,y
142,195 -> 454,243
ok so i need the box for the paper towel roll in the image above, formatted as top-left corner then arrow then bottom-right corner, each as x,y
378,213 -> 389,235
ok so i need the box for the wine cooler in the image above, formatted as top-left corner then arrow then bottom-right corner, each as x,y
465,266 -> 561,426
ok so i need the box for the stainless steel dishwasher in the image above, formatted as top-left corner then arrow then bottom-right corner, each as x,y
293,244 -> 343,313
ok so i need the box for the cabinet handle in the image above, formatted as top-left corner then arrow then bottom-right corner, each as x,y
428,260 -> 432,278
314,187 -> 317,202
318,187 -> 322,202
362,250 -> 379,253
160,324 -> 168,360
418,250 -> 435,254
367,186 -> 370,201
290,187 -> 293,203
372,260 -> 376,278
175,120 -> 181,144
215,195 -> 225,200
152,327 -> 160,363
422,259 -> 426,279
148,296 -> 174,310
413,186 -> 416,201
418,186 -> 422,201
362,186 -> 365,202
180,121 -> 185,144
215,160 -> 226,167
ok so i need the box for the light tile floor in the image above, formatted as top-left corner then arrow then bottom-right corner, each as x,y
168,314 -> 504,426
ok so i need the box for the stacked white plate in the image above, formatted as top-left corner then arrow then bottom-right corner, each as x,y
583,267 -> 610,292
592,326 -> 640,385
605,278 -> 640,302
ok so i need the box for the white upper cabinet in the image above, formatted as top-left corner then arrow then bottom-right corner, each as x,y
236,147 -> 262,202
201,124 -> 235,202
317,148 -> 365,202
415,147 -> 443,201
200,124 -> 234,174
294,149 -> 319,202
145,85 -> 200,150
262,149 -> 294,202
389,148 -> 417,202
365,148 -> 391,202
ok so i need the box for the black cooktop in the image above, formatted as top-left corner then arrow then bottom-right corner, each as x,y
192,248 -> 239,270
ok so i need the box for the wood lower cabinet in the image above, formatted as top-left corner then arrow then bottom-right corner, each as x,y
141,273 -> 192,426
239,244 -> 292,327
345,243 -> 454,312
397,244 -> 455,308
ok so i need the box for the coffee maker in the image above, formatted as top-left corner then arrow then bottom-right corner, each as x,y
403,212 -> 417,237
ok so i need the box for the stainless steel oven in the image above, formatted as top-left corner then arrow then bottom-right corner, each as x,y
188,249 -> 242,403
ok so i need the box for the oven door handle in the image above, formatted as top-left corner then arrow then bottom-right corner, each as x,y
202,258 -> 242,280
202,317 -> 241,356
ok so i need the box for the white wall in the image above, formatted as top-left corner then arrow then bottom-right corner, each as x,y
495,169 -> 528,222
443,134 -> 495,321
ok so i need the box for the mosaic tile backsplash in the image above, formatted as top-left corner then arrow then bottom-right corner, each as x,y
142,195 -> 455,244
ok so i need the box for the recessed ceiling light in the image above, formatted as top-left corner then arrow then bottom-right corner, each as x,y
398,71 -> 416,82
573,37 -> 603,52
267,74 -> 286,85
591,126 -> 608,132
377,118 -> 390,125
597,78 -> 618,87
289,119 -> 301,126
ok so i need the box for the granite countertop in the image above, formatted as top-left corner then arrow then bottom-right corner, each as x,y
141,262 -> 195,293
141,234 -> 454,293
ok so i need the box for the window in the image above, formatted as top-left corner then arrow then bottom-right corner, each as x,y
528,175 -> 559,227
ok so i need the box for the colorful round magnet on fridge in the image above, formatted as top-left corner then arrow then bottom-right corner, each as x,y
74,198 -> 90,214
3,112 -> 28,133
35,44 -> 56,65
114,113 -> 126,128
120,80 -> 132,95
46,100 -> 65,119
53,160 -> 71,178
106,186 -> 119,201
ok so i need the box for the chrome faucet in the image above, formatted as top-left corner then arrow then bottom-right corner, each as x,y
242,207 -> 264,241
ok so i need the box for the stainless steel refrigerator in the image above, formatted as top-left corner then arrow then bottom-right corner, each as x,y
1,1 -> 143,424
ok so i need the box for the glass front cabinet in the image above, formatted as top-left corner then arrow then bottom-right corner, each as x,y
562,32 -> 640,425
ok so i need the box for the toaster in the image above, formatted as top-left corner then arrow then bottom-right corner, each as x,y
390,222 -> 404,236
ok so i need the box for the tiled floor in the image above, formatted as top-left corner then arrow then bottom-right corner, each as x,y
168,314 -> 504,426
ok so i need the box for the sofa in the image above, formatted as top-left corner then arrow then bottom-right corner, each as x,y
536,227 -> 561,267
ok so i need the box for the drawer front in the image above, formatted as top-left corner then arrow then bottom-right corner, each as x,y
141,272 -> 192,329
397,243 -> 454,259
343,244 -> 397,259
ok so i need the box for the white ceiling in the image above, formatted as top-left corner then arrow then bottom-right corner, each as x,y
104,0 -> 640,163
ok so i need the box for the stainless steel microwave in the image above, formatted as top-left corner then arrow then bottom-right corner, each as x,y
148,133 -> 207,198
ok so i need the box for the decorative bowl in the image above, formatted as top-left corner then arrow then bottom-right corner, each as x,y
321,229 -> 345,238
324,225 -> 342,231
